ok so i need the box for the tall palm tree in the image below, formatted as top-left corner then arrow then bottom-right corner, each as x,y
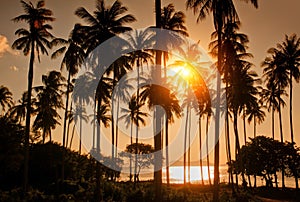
262,48 -> 288,188
123,29 -> 154,164
33,71 -> 65,143
51,24 -> 86,149
12,0 -> 54,191
120,94 -> 148,184
72,74 -> 92,154
0,86 -> 13,114
275,34 -> 300,143
160,85 -> 181,186
110,70 -> 134,158
76,0 -> 136,162
154,0 -> 163,200
209,20 -> 254,189
186,0 -> 258,199
169,42 -> 207,185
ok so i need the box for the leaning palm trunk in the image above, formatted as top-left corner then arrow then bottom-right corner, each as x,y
199,115 -> 204,185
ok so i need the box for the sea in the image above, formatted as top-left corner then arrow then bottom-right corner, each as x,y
119,165 -> 298,188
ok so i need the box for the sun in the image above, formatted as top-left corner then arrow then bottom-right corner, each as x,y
167,64 -> 193,81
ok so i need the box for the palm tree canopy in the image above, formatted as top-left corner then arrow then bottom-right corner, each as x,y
75,0 -> 136,53
0,86 -> 13,112
186,0 -> 257,30
12,0 -> 54,61
51,24 -> 86,76
120,95 -> 148,128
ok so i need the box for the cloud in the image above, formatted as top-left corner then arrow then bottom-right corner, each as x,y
0,35 -> 19,57
9,65 -> 19,72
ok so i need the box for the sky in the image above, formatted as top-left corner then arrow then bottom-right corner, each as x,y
1,0 -> 300,165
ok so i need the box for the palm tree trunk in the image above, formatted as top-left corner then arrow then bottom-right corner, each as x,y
79,104 -> 82,154
70,124 -> 76,149
188,109 -> 191,183
243,109 -> 247,145
154,1 -> 162,200
66,102 -> 73,148
165,119 -> 170,186
272,106 -> 275,139
213,19 -> 222,202
42,129 -> 46,144
130,122 -> 133,182
134,124 -> 138,185
243,109 -> 251,188
199,115 -> 204,185
115,96 -> 120,158
233,111 -> 245,187
254,116 -> 256,138
289,73 -> 294,143
184,104 -> 189,185
61,71 -> 71,181
24,40 -> 35,193
206,115 -> 212,186
226,107 -> 234,192
278,95 -> 285,189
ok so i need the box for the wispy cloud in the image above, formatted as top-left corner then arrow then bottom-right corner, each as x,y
9,65 -> 19,72
0,35 -> 19,57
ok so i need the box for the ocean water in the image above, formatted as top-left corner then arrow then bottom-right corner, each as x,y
119,165 -> 298,188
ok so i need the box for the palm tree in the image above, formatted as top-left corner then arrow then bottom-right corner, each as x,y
68,104 -> 89,149
122,29 -> 153,163
51,24 -> 86,149
275,34 -> 300,143
94,103 -> 111,201
33,71 -> 65,143
247,101 -> 265,138
120,95 -> 148,184
9,92 -> 33,124
75,0 -> 136,54
246,100 -> 265,187
209,20 -> 254,189
0,86 -> 13,114
186,0 -> 259,199
75,0 -> 136,162
159,85 -> 181,186
154,0 -> 163,200
12,0 -> 54,191
72,74 -> 92,154
110,70 -> 134,158
262,48 -> 288,188
160,4 -> 188,78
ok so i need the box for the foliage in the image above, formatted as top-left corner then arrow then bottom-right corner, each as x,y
232,136 -> 300,187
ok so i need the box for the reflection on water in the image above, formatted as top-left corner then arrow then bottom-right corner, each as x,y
119,165 -> 297,188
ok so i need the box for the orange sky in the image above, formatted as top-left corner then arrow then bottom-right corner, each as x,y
1,0 -> 300,165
